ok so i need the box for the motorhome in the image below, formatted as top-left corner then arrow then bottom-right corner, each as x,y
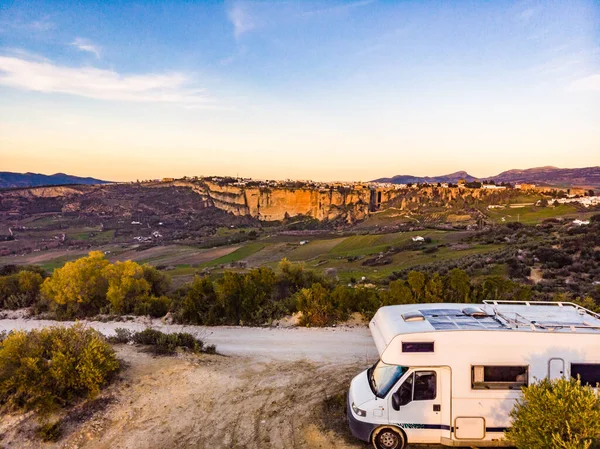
347,300 -> 600,448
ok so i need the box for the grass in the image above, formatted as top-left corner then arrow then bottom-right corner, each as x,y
326,243 -> 504,283
69,229 -> 115,242
329,235 -> 382,253
200,242 -> 266,267
287,237 -> 347,261
39,254 -> 90,272
485,204 -> 580,224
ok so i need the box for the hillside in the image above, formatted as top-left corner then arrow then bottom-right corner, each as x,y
0,172 -> 109,188
493,166 -> 600,188
375,166 -> 600,188
373,170 -> 477,184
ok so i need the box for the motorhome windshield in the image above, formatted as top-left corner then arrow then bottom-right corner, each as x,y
368,360 -> 408,398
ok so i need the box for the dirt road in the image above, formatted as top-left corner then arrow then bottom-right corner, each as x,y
0,318 -> 378,363
0,319 -> 378,449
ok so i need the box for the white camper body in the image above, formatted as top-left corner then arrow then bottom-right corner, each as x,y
347,301 -> 600,448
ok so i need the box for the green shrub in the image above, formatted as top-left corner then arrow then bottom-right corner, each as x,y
107,328 -> 133,344
0,271 -> 44,309
147,295 -> 171,318
0,324 -> 120,415
129,328 -> 213,356
36,421 -> 62,442
296,283 -> 337,326
508,377 -> 600,449
131,328 -> 164,346
132,295 -> 172,317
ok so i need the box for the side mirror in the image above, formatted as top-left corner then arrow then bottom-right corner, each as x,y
392,392 -> 401,411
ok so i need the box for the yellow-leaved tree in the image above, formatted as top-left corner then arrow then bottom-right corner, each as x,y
104,260 -> 151,314
41,251 -> 110,317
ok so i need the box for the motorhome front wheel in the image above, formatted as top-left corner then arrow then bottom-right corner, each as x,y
372,427 -> 406,449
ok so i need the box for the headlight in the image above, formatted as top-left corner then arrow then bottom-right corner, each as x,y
352,402 -> 367,417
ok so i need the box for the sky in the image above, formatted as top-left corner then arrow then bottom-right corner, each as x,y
0,0 -> 599,182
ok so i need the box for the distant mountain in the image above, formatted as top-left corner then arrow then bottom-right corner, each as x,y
0,172 -> 110,189
373,170 -> 477,184
493,166 -> 600,188
374,166 -> 600,188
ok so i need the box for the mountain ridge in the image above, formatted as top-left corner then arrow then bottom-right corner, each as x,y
374,166 -> 600,188
0,172 -> 110,189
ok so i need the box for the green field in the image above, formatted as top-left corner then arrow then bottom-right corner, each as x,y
287,237 -> 347,261
485,204 -> 581,224
200,242 -> 266,268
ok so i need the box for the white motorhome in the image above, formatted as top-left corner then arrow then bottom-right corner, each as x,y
347,300 -> 600,448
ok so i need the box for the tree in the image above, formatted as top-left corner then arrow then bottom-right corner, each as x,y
481,276 -> 532,303
240,267 -> 276,324
104,260 -> 151,314
508,377 -> 600,449
407,271 -> 426,302
295,283 -> 335,326
41,251 -> 110,316
386,280 -> 415,305
446,268 -> 471,303
181,276 -> 218,324
217,271 -> 246,324
425,273 -> 444,303
141,265 -> 171,297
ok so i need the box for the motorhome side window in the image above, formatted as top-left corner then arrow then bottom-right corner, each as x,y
571,364 -> 600,387
396,371 -> 436,406
472,365 -> 528,390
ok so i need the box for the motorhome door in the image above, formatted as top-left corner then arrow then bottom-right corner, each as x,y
388,367 -> 451,444
549,358 -> 565,380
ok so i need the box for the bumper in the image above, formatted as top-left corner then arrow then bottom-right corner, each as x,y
347,395 -> 377,443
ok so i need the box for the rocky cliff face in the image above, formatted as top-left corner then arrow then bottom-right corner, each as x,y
1,181 -> 545,223
198,182 -> 375,222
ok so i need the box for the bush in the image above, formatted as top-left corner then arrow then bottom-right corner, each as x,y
0,271 -> 44,309
107,328 -> 133,344
132,295 -> 171,318
129,328 -> 214,356
36,421 -> 62,442
0,324 -> 120,415
508,377 -> 600,449
40,252 -> 172,318
295,283 -> 337,326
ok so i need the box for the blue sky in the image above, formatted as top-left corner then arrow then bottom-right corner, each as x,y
0,0 -> 599,181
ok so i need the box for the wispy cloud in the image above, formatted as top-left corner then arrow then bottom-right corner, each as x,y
228,2 -> 256,38
71,37 -> 101,58
0,15 -> 55,33
567,74 -> 600,93
226,0 -> 375,38
302,0 -> 375,17
0,55 -> 215,107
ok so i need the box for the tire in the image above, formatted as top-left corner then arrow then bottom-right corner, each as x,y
372,426 -> 406,449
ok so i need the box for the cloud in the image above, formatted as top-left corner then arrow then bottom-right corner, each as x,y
72,37 -> 101,58
567,74 -> 600,92
302,0 -> 375,17
0,16 -> 55,33
228,2 -> 256,38
0,55 -> 215,107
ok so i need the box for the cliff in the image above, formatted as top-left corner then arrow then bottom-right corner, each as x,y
1,181 -> 549,223
183,181 -> 377,222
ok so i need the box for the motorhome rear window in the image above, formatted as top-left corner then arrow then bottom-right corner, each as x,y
472,365 -> 528,390
402,342 -> 434,353
571,364 -> 600,387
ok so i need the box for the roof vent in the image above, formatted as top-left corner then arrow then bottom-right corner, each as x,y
402,311 -> 425,322
462,307 -> 488,318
